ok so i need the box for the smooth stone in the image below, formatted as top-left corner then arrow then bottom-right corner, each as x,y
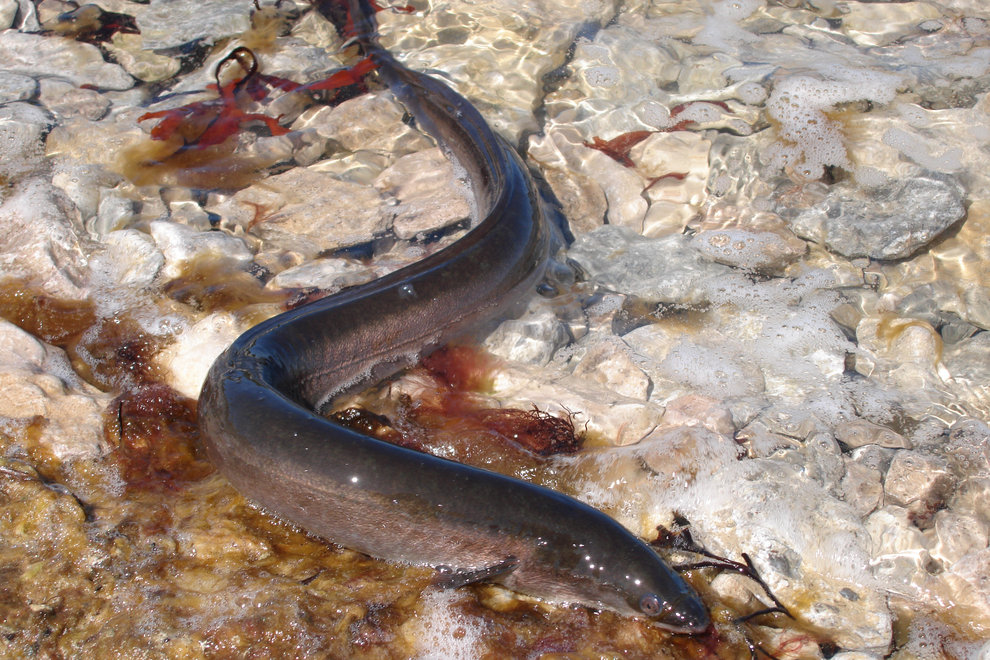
0,102 -> 55,183
156,313 -> 243,399
298,92 -> 433,157
568,224 -> 732,306
785,174 -> 966,261
0,71 -> 37,103
0,0 -> 16,29
135,0 -> 253,50
0,320 -> 109,460
883,451 -> 956,527
37,79 -> 110,121
842,2 -> 942,47
374,148 -> 472,241
631,131 -> 711,236
149,221 -> 253,280
571,335 -> 652,401
839,459 -> 884,519
268,258 -> 376,294
489,363 -> 665,447
484,305 -> 570,367
942,332 -> 990,415
659,394 -> 735,435
209,166 -> 391,259
104,32 -> 181,83
692,225 -> 806,272
0,177 -> 88,299
931,509 -> 988,567
88,229 -> 164,305
835,419 -> 911,450
942,418 -> 990,479
0,31 -> 133,91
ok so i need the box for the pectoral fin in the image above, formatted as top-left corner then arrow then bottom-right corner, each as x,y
434,556 -> 520,589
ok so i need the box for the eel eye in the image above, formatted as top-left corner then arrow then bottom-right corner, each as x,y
639,593 -> 664,617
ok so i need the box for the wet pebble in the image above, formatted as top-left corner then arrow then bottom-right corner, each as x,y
0,320 -> 109,460
0,0 -> 16,29
883,450 -> 955,527
149,221 -> 253,279
838,458 -> 884,518
570,335 -> 651,401
0,71 -> 36,103
0,178 -> 89,299
134,0 -> 253,50
835,419 -> 911,450
567,225 -> 731,305
374,148 -> 472,240
0,31 -> 133,90
785,173 -> 966,260
104,32 -> 181,83
484,303 -> 570,367
208,166 -> 391,259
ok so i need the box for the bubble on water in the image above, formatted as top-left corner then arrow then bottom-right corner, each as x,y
410,589 -> 487,660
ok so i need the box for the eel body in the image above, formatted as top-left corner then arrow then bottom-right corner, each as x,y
197,0 -> 709,633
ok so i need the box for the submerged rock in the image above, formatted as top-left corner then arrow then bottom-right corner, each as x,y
568,225 -> 731,305
0,31 -> 133,90
0,321 -> 109,460
785,174 -> 966,260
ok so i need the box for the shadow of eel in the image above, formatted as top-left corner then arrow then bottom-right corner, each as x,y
197,0 -> 709,633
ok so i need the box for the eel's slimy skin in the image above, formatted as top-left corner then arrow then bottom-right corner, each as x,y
197,0 -> 710,634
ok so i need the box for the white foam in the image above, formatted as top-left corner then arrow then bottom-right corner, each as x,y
765,67 -> 903,180
409,589 -> 487,659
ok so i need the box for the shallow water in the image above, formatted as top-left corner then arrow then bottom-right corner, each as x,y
1,0 -> 990,657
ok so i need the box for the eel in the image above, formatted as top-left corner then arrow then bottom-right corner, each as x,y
197,0 -> 709,634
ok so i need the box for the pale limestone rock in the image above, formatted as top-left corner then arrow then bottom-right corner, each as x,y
489,363 -> 665,447
839,459 -> 884,519
571,336 -> 651,401
0,321 -> 109,460
931,509 -> 988,567
865,505 -> 932,597
134,0 -> 253,50
299,92 -> 433,156
632,131 -> 710,235
692,225 -> 806,272
950,477 -> 990,527
156,312 -> 242,399
943,418 -> 990,478
660,394 -> 735,435
0,31 -> 133,90
0,0 -> 16,29
842,2 -> 942,47
149,221 -> 253,280
104,32 -> 181,83
484,307 -> 570,367
210,166 -> 391,259
37,79 -> 109,121
374,148 -> 472,240
0,102 -> 54,182
268,258 -> 376,293
0,71 -> 36,103
0,177 -> 89,299
568,224 -> 732,306
884,451 -> 955,526
87,229 -> 164,315
835,419 -> 911,450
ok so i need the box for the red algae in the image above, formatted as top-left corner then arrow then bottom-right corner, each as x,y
0,278 -> 96,347
123,46 -> 378,190
583,130 -> 655,167
103,383 -> 213,491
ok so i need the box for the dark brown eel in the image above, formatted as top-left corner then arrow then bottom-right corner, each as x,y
197,0 -> 709,633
